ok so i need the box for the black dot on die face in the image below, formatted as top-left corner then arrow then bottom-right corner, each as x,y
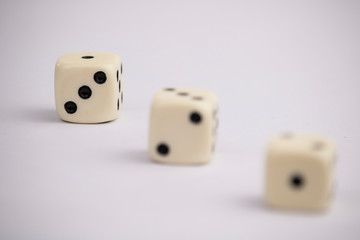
157,143 -> 170,156
193,96 -> 203,100
121,64 -> 123,74
164,88 -> 175,91
290,174 -> 305,189
82,56 -> 94,59
313,141 -> 324,151
283,133 -> 293,139
117,70 -> 119,82
118,81 -> 121,93
94,71 -> 107,84
190,112 -> 202,124
178,92 -> 188,96
117,98 -> 119,110
121,92 -> 123,103
78,85 -> 92,99
64,101 -> 77,114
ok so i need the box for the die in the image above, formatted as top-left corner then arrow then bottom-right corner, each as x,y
265,133 -> 336,211
55,52 -> 123,123
148,88 -> 218,165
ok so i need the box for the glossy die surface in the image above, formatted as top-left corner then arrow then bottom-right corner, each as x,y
55,52 -> 123,123
148,88 -> 218,165
265,134 -> 336,211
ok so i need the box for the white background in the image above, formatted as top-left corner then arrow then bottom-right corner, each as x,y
1,0 -> 360,239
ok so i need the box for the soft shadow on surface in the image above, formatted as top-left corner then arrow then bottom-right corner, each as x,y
20,108 -> 120,124
21,108 -> 61,123
112,149 -> 211,167
237,195 -> 328,216
115,149 -> 153,165
238,195 -> 269,211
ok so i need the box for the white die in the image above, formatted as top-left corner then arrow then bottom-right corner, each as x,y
55,52 -> 123,123
148,88 -> 218,165
265,133 -> 336,211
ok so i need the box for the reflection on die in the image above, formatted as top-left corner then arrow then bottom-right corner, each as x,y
55,52 -> 123,123
265,133 -> 336,211
148,88 -> 218,165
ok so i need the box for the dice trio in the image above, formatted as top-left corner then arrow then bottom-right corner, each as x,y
54,52 -> 337,212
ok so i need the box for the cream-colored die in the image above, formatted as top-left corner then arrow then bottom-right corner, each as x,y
265,133 -> 336,211
55,52 -> 123,123
148,88 -> 218,165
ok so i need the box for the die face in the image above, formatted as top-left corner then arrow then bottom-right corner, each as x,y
265,134 -> 336,211
55,52 -> 123,123
148,88 -> 218,165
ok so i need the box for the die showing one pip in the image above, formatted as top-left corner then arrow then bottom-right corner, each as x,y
265,133 -> 336,211
55,52 -> 123,123
148,88 -> 218,165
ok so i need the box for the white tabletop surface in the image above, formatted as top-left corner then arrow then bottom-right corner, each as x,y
1,0 -> 360,239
